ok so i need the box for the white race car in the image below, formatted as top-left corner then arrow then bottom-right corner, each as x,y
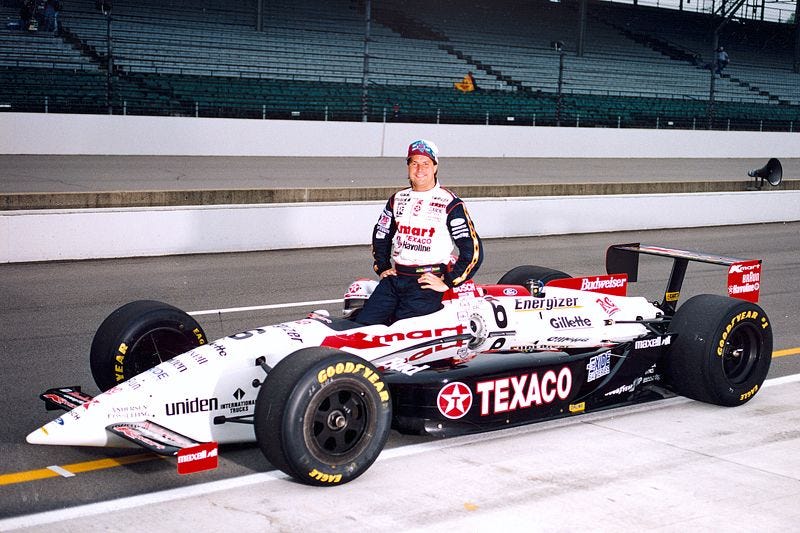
27,244 -> 772,485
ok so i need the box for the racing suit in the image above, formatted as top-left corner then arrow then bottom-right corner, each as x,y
357,183 -> 482,325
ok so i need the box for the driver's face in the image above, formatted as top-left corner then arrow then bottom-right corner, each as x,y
407,155 -> 437,192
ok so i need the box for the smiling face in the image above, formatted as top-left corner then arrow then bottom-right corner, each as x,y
407,154 -> 437,192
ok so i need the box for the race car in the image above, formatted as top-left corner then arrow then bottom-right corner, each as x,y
27,243 -> 772,485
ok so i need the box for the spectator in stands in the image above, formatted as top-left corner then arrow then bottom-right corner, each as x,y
43,0 -> 61,33
96,0 -> 111,15
454,71 -> 477,92
19,0 -> 34,31
716,47 -> 729,74
356,139 -> 483,326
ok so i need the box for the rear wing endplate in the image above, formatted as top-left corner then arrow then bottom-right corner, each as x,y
606,243 -> 762,314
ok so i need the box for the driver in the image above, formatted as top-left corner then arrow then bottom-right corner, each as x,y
356,139 -> 483,325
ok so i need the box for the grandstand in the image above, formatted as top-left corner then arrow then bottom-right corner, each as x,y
0,0 -> 797,129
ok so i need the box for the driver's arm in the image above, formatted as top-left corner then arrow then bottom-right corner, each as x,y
443,200 -> 483,288
371,196 -> 396,276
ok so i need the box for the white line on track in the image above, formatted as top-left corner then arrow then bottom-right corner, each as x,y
188,299 -> 343,316
45,465 -> 75,478
3,372 -> 799,532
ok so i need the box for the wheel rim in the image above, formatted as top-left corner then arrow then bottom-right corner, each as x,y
305,379 -> 373,462
720,321 -> 761,385
128,326 -> 196,376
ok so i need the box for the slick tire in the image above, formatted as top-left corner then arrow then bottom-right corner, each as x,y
254,347 -> 392,486
664,294 -> 772,406
90,300 -> 207,392
498,265 -> 571,286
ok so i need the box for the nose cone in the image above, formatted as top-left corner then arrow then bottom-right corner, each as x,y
26,411 -> 133,448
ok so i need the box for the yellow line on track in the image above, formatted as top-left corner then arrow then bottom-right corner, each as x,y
2,347 -> 799,487
773,347 -> 800,358
0,454 -> 158,486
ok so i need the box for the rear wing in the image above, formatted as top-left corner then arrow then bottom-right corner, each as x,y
606,243 -> 762,314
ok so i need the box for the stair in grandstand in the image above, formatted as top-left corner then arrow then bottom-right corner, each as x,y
593,11 -> 792,107
57,22 -> 191,112
436,43 -> 531,93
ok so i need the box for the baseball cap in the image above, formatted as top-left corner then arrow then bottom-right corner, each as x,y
407,139 -> 439,164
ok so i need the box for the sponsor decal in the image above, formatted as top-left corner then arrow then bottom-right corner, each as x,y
148,366 -> 170,381
569,402 -> 586,413
113,425 -> 166,451
437,382 -> 473,419
596,296 -> 620,316
604,377 -> 642,397
548,336 -> 590,343
717,310 -> 768,356
317,361 -> 390,403
177,442 -> 219,475
192,327 -> 206,345
275,324 -> 303,343
442,280 -> 481,301
308,469 -> 343,484
379,357 -> 430,376
665,291 -> 680,302
396,224 -> 436,237
547,274 -> 628,296
322,325 -> 466,350
109,405 -> 148,420
503,287 -> 518,296
165,397 -> 219,416
550,316 -> 592,329
476,367 -> 572,415
740,384 -> 759,402
727,260 -> 761,303
634,336 -> 671,350
514,297 -> 579,311
167,358 -> 188,373
220,388 -> 256,414
587,352 -> 611,382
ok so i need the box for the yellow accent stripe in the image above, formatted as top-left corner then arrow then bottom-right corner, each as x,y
773,347 -> 800,358
452,209 -> 481,286
0,453 -> 157,486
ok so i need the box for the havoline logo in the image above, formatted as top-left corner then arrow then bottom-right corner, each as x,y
165,397 -> 219,416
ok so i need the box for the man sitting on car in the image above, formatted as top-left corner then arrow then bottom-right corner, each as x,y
356,139 -> 483,325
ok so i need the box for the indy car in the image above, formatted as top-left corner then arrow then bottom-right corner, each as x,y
27,244 -> 772,485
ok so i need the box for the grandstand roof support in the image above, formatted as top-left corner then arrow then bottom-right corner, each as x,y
256,0 -> 264,32
577,0 -> 587,57
361,0 -> 371,123
795,0 -> 800,72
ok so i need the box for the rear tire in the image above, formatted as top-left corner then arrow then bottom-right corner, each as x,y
498,265 -> 571,285
254,347 -> 391,486
90,300 -> 207,391
664,294 -> 772,406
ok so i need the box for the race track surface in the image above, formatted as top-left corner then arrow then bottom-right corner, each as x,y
1,223 -> 799,531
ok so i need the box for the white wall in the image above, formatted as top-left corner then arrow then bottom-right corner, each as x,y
1,113 -> 798,158
3,191 -> 799,263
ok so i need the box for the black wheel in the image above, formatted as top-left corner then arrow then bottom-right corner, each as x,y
254,347 -> 392,486
498,265 -> 571,285
90,300 -> 207,391
664,294 -> 772,406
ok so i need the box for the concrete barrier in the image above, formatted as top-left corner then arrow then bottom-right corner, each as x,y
1,113 -> 798,158
3,190 -> 799,263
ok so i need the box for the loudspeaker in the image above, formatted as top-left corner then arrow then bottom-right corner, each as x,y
747,158 -> 782,190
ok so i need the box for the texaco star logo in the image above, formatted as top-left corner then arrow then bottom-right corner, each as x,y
437,382 -> 473,419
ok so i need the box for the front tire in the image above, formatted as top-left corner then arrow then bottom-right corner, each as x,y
90,300 -> 207,391
664,294 -> 772,406
254,347 -> 392,486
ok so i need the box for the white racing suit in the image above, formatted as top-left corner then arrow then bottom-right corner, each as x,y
357,183 -> 482,325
